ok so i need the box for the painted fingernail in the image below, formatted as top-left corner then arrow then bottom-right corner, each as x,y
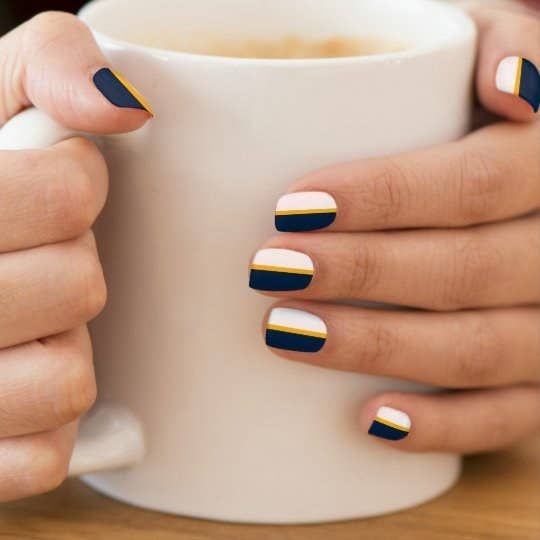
368,406 -> 411,441
496,56 -> 540,113
93,67 -> 154,114
266,307 -> 327,353
249,248 -> 314,291
275,192 -> 338,232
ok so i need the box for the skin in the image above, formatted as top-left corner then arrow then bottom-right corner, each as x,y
258,7 -> 540,453
0,12 -> 151,502
0,5 -> 538,501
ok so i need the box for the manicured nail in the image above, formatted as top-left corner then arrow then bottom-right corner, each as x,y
93,67 -> 154,114
496,56 -> 540,113
368,406 -> 411,441
249,248 -> 314,291
275,192 -> 337,232
266,307 -> 327,353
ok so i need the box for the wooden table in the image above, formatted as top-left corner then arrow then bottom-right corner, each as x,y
1,436 -> 539,540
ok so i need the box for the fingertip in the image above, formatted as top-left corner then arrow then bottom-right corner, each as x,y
84,103 -> 153,135
477,55 -> 539,122
52,65 -> 154,134
361,395 -> 413,445
473,10 -> 540,121
16,12 -> 155,134
493,56 -> 540,117
263,304 -> 328,355
92,67 -> 154,116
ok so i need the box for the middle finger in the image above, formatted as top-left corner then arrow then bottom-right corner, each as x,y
276,122 -> 540,232
250,214 -> 540,310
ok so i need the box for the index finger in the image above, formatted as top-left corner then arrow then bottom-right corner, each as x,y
275,121 -> 540,232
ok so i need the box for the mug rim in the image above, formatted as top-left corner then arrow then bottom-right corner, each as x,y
78,0 -> 476,66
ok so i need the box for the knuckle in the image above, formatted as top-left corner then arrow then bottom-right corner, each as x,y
359,160 -> 411,226
22,12 -> 93,116
430,416 -> 455,451
451,315 -> 503,386
53,350 -> 97,424
360,322 -> 397,373
455,149 -> 506,224
67,238 -> 108,321
479,408 -> 511,450
28,441 -> 69,494
42,147 -> 97,236
438,234 -> 501,310
347,240 -> 382,297
25,12 -> 85,58
533,389 -> 540,430
27,11 -> 82,39
519,17 -> 540,43
29,10 -> 74,26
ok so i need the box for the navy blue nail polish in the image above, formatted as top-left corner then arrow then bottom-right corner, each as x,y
93,67 -> 153,114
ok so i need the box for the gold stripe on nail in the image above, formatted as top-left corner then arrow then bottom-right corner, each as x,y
251,264 -> 314,275
514,57 -> 523,96
375,417 -> 410,432
111,69 -> 154,115
267,324 -> 327,339
275,208 -> 337,216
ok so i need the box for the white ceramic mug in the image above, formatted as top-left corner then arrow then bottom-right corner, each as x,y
0,0 -> 476,524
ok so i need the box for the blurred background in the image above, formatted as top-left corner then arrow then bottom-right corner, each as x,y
1,0 -> 86,35
1,0 -> 539,37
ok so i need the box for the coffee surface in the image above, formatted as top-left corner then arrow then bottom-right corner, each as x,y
123,34 -> 406,58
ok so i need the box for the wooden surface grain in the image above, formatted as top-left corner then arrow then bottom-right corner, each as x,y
1,435 -> 539,540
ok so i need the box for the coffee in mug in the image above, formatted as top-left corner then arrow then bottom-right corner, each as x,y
118,33 -> 407,59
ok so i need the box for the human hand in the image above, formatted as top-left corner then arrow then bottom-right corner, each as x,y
250,7 -> 540,452
0,12 -> 152,501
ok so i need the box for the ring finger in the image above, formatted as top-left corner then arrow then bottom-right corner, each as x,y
0,231 -> 107,349
262,303 -> 540,388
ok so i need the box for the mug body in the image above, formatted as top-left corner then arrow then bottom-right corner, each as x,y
79,0 -> 476,523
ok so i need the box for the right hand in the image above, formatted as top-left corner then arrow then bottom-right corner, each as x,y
0,12 -> 152,502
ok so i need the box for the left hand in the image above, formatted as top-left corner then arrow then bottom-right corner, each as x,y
249,6 -> 540,453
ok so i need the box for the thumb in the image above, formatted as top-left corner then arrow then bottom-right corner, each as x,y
0,11 -> 153,133
472,7 -> 540,120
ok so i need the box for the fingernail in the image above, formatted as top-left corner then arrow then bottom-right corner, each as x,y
93,67 -> 154,115
275,192 -> 338,232
496,56 -> 540,113
368,406 -> 411,441
249,248 -> 314,291
266,307 -> 327,353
